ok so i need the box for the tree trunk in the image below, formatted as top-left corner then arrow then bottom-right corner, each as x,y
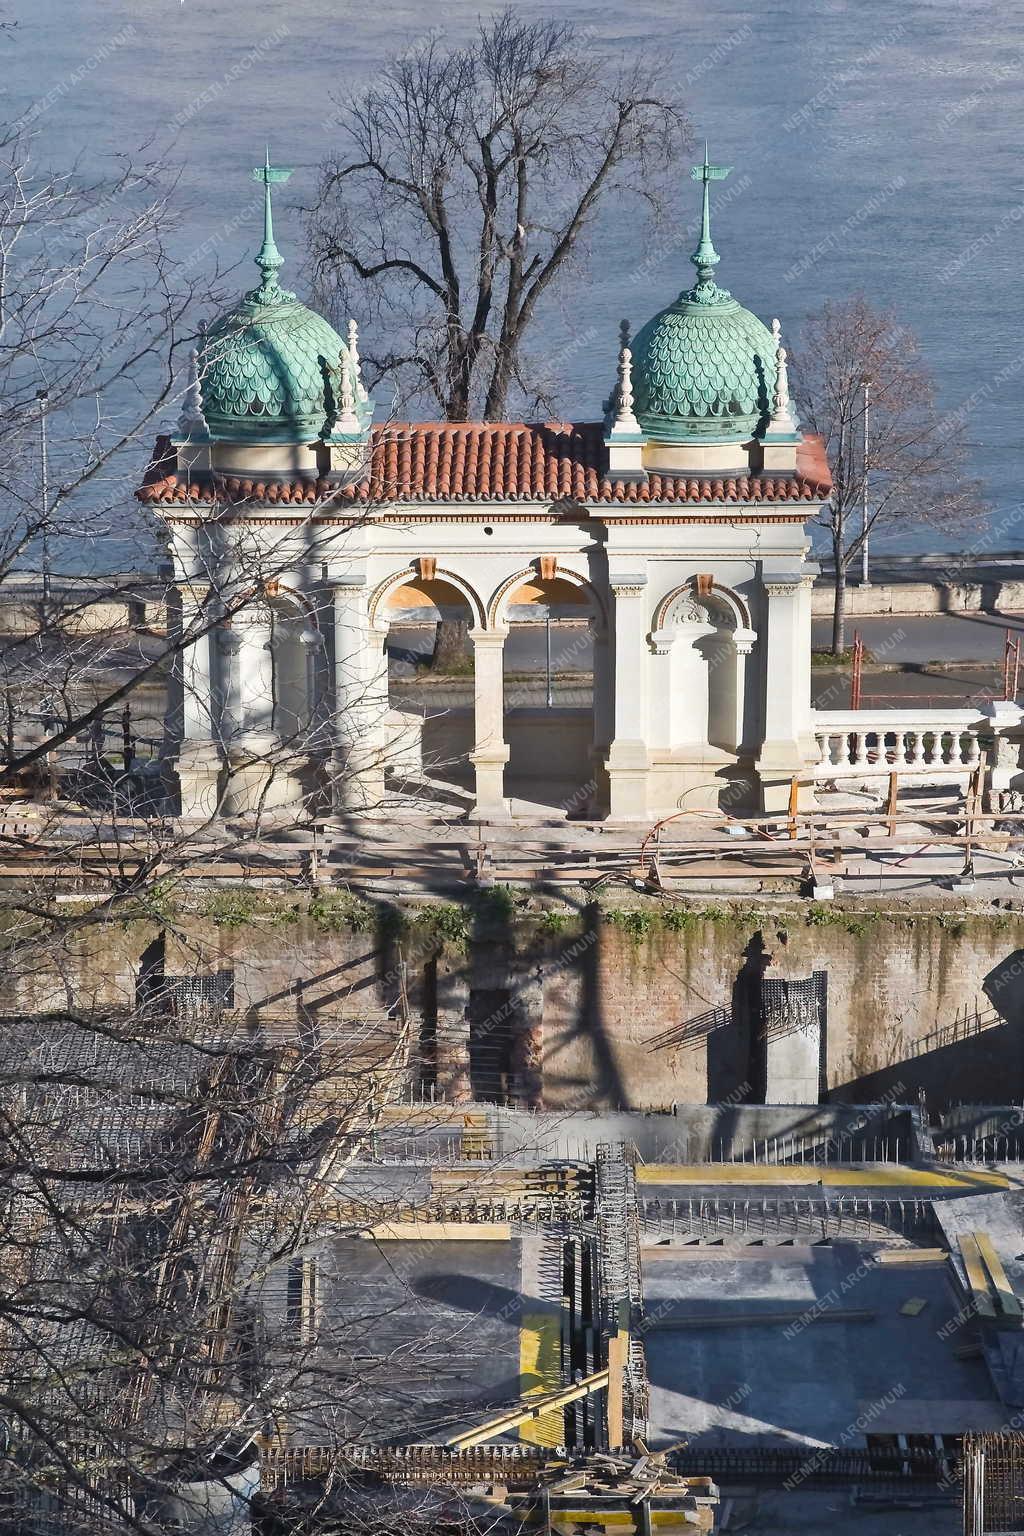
832,568 -> 848,656
430,615 -> 471,672
483,347 -> 513,422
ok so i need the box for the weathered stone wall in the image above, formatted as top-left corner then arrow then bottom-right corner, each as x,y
7,893 -> 1023,1110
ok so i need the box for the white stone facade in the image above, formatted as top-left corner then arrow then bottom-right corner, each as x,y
158,484 -> 824,822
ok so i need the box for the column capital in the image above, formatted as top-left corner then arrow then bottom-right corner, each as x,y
762,566 -> 811,597
609,573 -> 648,599
469,626 -> 509,644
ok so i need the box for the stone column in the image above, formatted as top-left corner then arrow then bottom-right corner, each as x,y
170,581 -> 223,818
218,604 -> 282,816
469,627 -> 510,818
589,619 -> 612,816
331,580 -> 387,814
755,573 -> 816,812
605,574 -> 650,820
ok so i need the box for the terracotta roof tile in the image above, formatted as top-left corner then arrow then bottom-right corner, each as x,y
136,422 -> 832,510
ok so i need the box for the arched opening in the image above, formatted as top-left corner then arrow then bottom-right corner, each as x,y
215,589 -> 321,815
648,584 -> 756,811
378,573 -> 480,802
496,572 -> 601,817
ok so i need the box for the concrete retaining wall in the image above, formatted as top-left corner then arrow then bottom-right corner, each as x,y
6,899 -> 1023,1112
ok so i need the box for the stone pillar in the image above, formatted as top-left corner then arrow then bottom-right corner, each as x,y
605,574 -> 650,820
218,605 -> 283,816
755,573 -> 816,812
589,620 -> 612,815
985,700 -> 1024,794
469,627 -> 510,818
331,580 -> 388,814
169,582 -> 223,818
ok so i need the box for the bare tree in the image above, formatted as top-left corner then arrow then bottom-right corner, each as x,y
794,295 -> 983,654
309,10 -> 689,421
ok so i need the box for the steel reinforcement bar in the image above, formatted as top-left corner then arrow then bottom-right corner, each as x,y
260,1442 -> 549,1491
641,1196 -> 937,1240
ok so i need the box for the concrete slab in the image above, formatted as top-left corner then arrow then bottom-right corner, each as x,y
318,1236 -> 530,1443
639,1241 -> 996,1450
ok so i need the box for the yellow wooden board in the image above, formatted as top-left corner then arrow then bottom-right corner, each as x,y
636,1165 -> 1009,1189
519,1313 -> 564,1448
974,1229 -> 1023,1316
957,1233 -> 997,1319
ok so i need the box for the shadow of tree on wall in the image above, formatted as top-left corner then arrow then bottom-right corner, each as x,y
831,946 -> 1024,1113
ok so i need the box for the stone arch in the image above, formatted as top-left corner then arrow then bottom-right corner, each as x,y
368,564 -> 486,629
650,577 -> 753,653
487,563 -> 607,631
651,579 -> 756,757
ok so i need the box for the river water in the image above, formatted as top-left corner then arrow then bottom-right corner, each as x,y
6,0 -> 1022,566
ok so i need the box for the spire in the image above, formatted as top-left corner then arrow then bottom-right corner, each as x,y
611,319 -> 641,434
348,318 -> 368,404
178,320 -> 209,438
767,317 -> 799,436
248,148 -> 295,304
327,319 -> 365,435
689,143 -> 732,288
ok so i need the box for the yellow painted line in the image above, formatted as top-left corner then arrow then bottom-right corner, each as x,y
636,1164 -> 1009,1189
519,1313 -> 563,1448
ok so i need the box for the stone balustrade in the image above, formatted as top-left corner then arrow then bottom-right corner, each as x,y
813,708 -> 988,782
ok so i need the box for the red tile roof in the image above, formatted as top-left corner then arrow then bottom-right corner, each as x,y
137,422 -> 832,510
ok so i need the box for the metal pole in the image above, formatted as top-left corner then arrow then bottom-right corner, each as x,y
860,377 -> 871,587
545,611 -> 553,709
36,389 -> 50,607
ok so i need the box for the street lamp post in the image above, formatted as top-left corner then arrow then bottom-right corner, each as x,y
860,376 -> 871,588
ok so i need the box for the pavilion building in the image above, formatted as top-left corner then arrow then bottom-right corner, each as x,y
139,150 -> 834,822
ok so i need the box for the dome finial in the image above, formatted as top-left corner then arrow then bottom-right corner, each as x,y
177,320 -> 210,438
690,144 -> 732,286
249,149 -> 295,304
767,317 -> 799,436
611,319 -> 641,434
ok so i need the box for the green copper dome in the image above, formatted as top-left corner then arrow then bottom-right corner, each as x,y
632,291 -> 776,443
195,152 -> 370,445
201,297 -> 348,443
631,147 -> 777,444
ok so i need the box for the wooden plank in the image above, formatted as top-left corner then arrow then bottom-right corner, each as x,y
606,1330 -> 627,1451
875,1248 -> 948,1265
957,1234 -> 997,1318
974,1229 -> 1023,1319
